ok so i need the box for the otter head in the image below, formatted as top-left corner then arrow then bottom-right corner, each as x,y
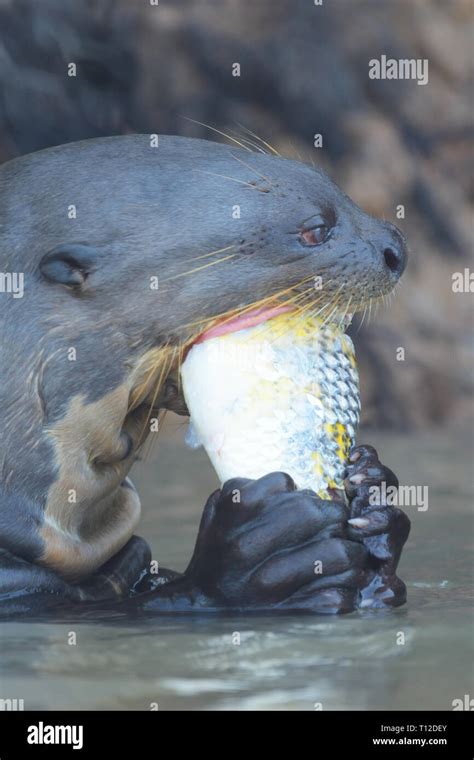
0,134 -> 407,579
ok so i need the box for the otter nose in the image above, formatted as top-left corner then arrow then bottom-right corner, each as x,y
380,225 -> 407,277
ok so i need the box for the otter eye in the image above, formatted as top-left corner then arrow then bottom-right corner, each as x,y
299,225 -> 329,247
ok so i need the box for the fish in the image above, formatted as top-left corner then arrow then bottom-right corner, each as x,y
180,310 -> 360,499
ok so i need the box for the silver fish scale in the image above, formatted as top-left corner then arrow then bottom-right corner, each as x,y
268,324 -> 360,494
181,314 -> 361,499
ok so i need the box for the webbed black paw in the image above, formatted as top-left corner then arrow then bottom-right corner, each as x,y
181,472 -> 369,614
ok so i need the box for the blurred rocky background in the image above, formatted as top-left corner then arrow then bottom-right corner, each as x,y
0,0 -> 472,430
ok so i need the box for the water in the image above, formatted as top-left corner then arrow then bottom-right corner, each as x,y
1,422 -> 473,710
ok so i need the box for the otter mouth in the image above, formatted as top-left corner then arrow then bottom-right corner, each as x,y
195,304 -> 294,343
194,302 -> 356,344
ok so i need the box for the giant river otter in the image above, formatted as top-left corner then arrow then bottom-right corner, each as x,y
0,135 -> 410,617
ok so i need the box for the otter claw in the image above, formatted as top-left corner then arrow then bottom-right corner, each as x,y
348,517 -> 370,528
345,443 -> 410,610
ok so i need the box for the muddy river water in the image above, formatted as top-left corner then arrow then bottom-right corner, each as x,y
1,423 -> 472,710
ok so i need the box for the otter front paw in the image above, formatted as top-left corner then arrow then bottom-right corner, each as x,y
183,472 -> 369,614
345,444 -> 411,609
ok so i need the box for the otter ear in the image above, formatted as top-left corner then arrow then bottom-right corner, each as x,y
39,243 -> 99,288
